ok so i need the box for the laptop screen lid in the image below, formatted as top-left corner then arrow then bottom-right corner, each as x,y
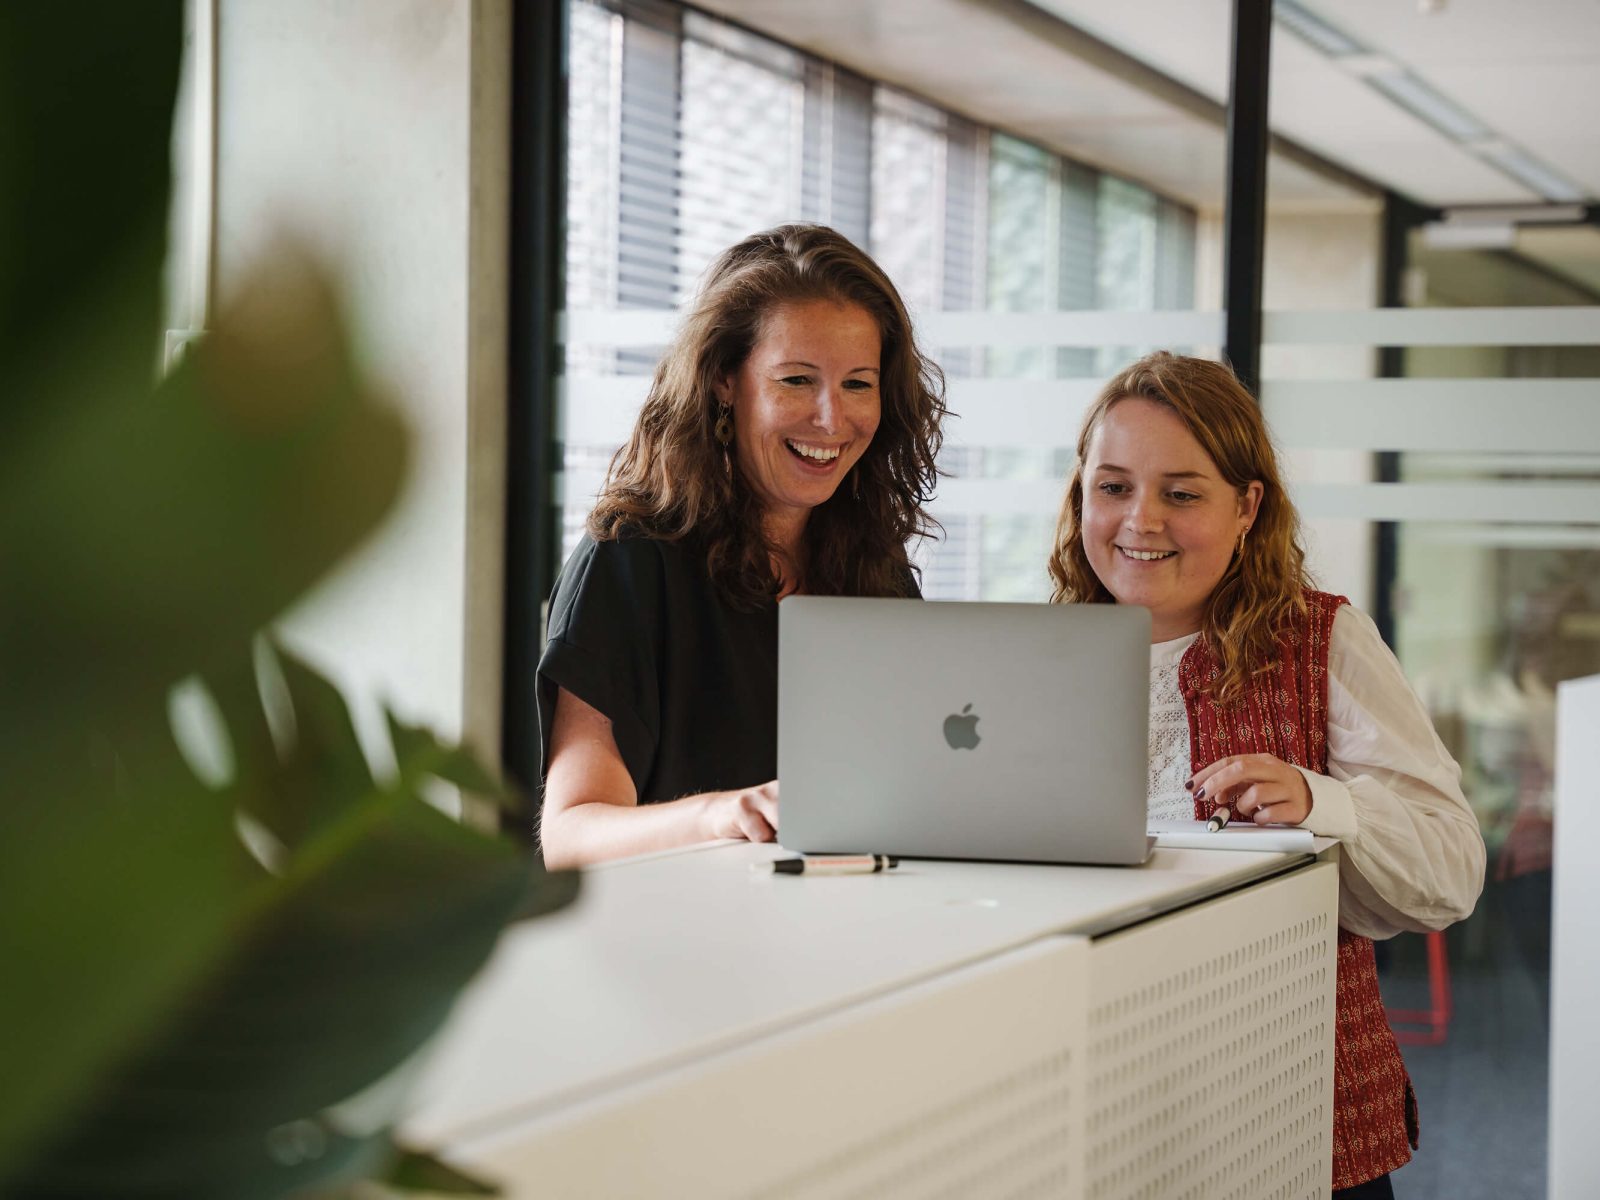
778,598 -> 1152,866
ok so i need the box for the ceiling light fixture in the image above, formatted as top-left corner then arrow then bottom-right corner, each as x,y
1365,71 -> 1492,143
1471,143 -> 1588,205
1273,0 -> 1589,204
1421,203 -> 1592,251
1421,221 -> 1515,251
1338,53 -> 1400,79
1444,204 -> 1589,225
1272,1 -> 1365,57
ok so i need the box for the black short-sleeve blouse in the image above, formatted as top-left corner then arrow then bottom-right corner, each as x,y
537,533 -> 780,805
536,531 -> 918,807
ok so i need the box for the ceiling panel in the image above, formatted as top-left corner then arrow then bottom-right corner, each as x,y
697,0 -> 1368,210
1324,0 -> 1599,67
1030,0 -> 1597,207
700,0 -> 1175,122
697,0 -> 1595,208
1422,63 -> 1600,195
1265,36 -> 1540,205
1027,0 -> 1232,100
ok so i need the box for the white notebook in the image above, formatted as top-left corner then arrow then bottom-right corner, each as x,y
1147,820 -> 1317,853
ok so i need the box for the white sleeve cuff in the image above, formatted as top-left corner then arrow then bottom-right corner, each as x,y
1295,766 -> 1358,841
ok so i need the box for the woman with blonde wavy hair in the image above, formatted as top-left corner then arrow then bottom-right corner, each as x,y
537,224 -> 945,869
1049,351 -> 1484,1199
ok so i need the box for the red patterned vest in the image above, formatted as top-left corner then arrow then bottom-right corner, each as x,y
1178,590 -> 1418,1190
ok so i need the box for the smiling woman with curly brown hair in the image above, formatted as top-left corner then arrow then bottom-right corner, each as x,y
536,224 -> 946,869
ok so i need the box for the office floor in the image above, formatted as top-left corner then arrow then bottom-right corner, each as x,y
1380,872 -> 1551,1199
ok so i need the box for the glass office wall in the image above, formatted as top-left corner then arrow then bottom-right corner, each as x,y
560,0 -> 1199,603
1262,9 -> 1600,1194
1386,249 -> 1599,1197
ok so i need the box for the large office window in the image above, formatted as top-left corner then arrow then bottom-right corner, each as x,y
676,23 -> 804,302
1386,253 -> 1600,1194
866,91 -> 987,598
1254,15 -> 1600,1189
561,0 -> 1197,601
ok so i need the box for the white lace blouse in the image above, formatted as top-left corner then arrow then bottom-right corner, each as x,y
1147,605 -> 1486,941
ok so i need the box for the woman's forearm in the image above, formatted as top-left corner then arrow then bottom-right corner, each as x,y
539,689 -> 779,869
538,794 -> 715,870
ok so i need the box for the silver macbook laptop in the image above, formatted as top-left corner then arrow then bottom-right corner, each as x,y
778,598 -> 1153,866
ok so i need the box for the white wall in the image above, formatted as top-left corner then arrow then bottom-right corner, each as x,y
208,0 -> 509,808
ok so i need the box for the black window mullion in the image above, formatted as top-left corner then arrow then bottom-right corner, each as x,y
502,0 -> 571,835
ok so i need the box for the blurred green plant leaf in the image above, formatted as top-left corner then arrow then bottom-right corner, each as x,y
0,754 -> 267,1176
0,247 -> 416,1177
0,5 -> 578,1195
5,650 -> 577,1198
386,712 -> 521,816
0,254 -> 410,787
378,1147 -> 500,1196
0,4 -> 181,427
238,643 -> 378,851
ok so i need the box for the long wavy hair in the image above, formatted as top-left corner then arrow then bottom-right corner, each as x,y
588,224 -> 946,606
1047,352 -> 1312,702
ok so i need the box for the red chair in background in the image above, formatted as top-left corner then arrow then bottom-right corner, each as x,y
1386,930 -> 1453,1046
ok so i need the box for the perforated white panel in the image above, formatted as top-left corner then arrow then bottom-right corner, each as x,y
1084,863 -> 1339,1200
759,1050 -> 1076,1199
457,937 -> 1091,1200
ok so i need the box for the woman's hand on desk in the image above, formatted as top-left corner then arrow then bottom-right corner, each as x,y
1189,753 -> 1313,826
700,781 -> 780,845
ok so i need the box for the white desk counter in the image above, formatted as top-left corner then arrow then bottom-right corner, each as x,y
408,841 -> 1340,1199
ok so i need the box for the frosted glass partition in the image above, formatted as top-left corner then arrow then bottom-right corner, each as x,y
1264,380 -> 1600,454
561,304 -> 1600,525
1259,305 -> 1600,550
559,308 -> 1225,604
559,309 -> 1220,459
1270,295 -> 1600,1197
1262,307 -> 1600,347
561,308 -> 1224,350
557,300 -> 1600,621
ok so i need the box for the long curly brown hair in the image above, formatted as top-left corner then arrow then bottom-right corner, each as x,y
588,224 -> 946,606
1047,352 -> 1312,702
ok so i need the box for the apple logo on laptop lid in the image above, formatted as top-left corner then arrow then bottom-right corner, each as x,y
943,703 -> 980,750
